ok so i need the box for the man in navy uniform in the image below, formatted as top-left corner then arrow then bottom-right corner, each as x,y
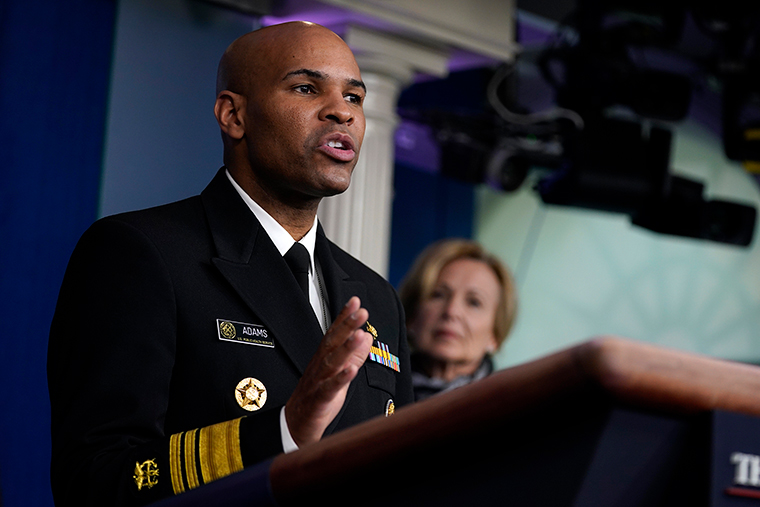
48,21 -> 413,506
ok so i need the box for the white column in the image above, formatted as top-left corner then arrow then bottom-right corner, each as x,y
318,26 -> 449,277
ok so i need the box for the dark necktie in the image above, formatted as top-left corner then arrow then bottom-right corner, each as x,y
284,242 -> 310,300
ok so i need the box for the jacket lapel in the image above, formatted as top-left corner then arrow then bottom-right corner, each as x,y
315,224 -> 366,321
201,170 -> 371,431
202,169 -> 323,375
315,226 -> 368,434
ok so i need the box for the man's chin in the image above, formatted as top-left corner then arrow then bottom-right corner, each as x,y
318,171 -> 353,196
294,180 -> 351,203
321,182 -> 351,197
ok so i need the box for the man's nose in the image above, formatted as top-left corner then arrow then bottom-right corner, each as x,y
319,92 -> 354,125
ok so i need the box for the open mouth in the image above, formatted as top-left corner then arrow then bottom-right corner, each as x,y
327,140 -> 348,150
319,134 -> 356,162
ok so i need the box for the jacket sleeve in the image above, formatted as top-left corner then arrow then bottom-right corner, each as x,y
48,218 -> 281,507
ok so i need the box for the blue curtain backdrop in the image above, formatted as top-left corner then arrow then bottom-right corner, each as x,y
0,0 -> 117,505
388,163 -> 475,288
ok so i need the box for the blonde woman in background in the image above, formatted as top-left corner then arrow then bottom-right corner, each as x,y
398,239 -> 518,401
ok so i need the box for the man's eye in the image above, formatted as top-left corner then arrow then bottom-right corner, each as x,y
294,85 -> 315,94
346,94 -> 363,105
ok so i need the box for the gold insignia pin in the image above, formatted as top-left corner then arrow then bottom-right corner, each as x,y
133,458 -> 159,491
385,399 -> 395,417
365,321 -> 378,338
235,377 -> 267,411
219,321 -> 236,340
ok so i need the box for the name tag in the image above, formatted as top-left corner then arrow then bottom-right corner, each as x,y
216,319 -> 274,348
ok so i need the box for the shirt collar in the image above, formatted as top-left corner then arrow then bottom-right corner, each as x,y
225,169 -> 318,273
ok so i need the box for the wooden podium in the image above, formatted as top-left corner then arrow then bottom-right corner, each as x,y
151,336 -> 760,506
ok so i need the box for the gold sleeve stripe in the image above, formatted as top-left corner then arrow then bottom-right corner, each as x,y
168,418 -> 243,495
198,417 -> 244,484
169,433 -> 185,495
183,429 -> 200,490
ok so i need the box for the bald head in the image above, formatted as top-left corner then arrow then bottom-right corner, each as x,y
216,21 -> 355,96
212,20 -> 367,225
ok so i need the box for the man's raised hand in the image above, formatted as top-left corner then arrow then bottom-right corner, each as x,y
284,296 -> 373,447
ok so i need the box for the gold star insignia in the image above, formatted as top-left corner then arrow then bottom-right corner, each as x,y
235,377 -> 267,411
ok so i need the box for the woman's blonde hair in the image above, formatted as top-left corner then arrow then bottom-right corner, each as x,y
398,239 -> 517,348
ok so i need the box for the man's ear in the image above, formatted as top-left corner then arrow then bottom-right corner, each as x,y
214,91 -> 245,140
